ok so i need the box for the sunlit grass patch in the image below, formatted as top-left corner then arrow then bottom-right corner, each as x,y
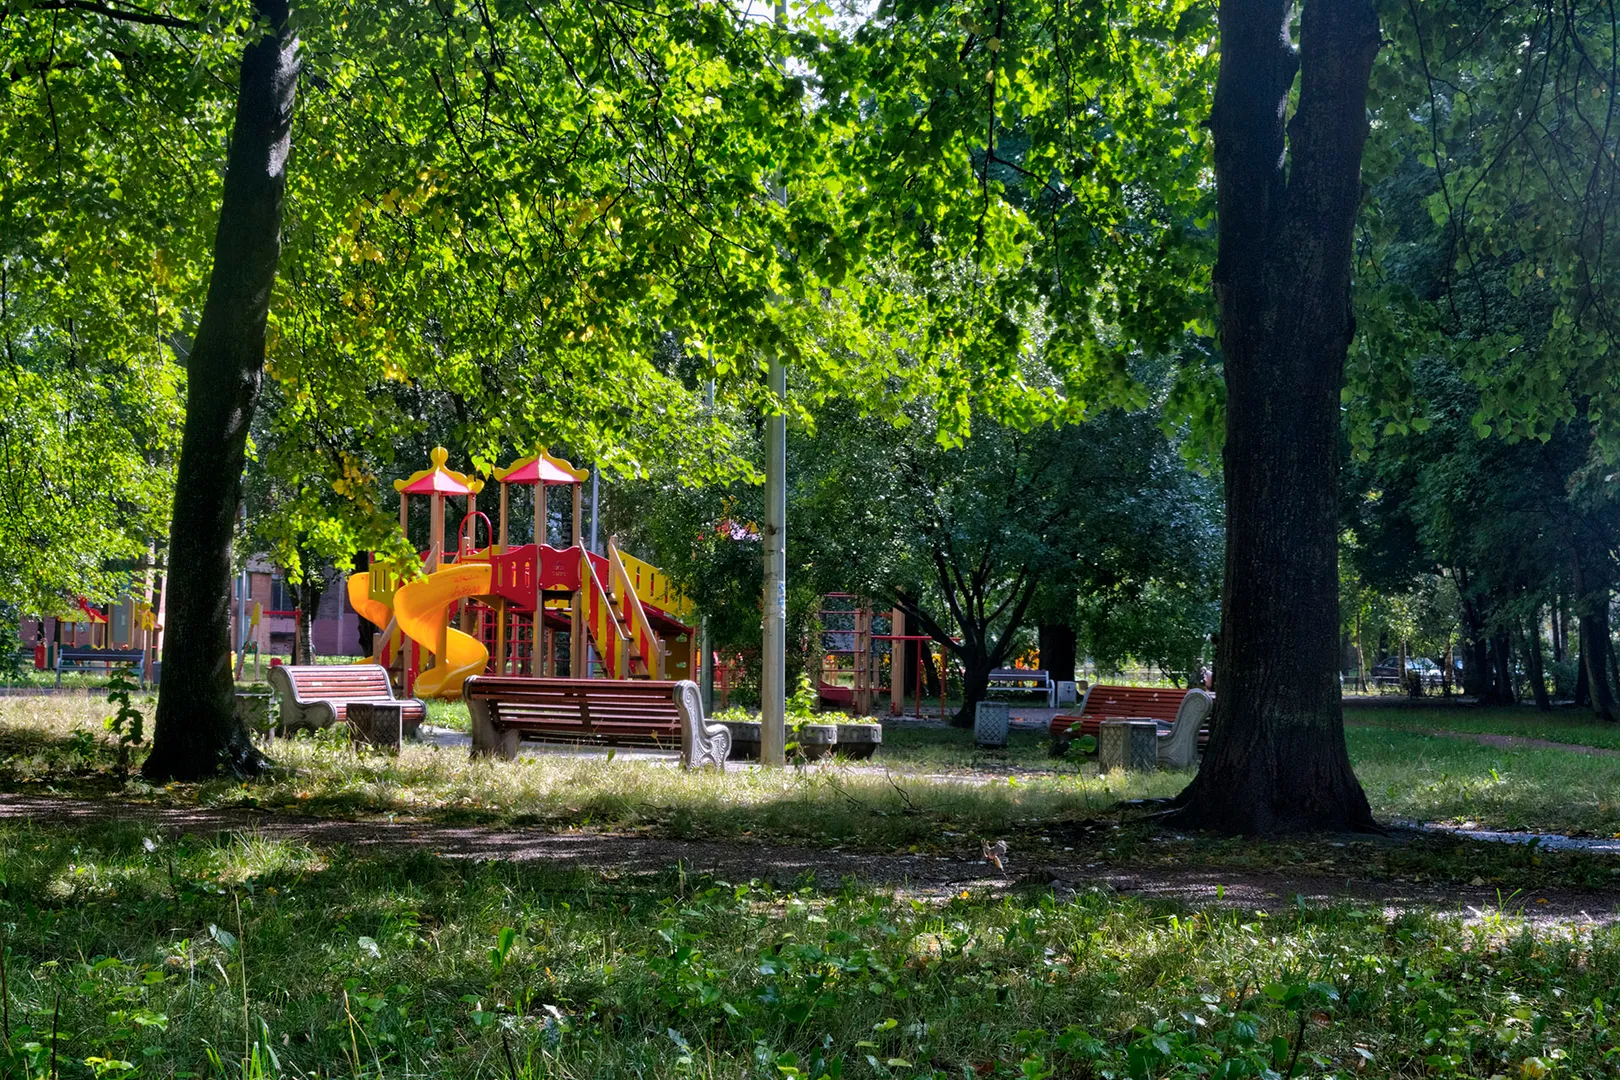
6,695 -> 1620,844
1348,727 -> 1620,836
1351,705 -> 1620,751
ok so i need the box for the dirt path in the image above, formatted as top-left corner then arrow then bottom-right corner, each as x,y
1,792 -> 1616,926
1345,720 -> 1620,758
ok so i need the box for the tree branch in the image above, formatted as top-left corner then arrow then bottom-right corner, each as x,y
31,0 -> 200,30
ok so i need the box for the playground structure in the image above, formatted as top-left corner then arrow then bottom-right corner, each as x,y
347,448 -> 695,699
22,592 -> 163,684
817,594 -> 940,717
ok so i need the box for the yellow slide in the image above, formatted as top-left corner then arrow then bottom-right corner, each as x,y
347,572 -> 403,667
393,562 -> 493,699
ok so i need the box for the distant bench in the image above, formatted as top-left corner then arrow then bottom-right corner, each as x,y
1049,684 -> 1214,769
987,668 -> 1055,707
267,663 -> 426,735
55,647 -> 147,687
463,676 -> 729,769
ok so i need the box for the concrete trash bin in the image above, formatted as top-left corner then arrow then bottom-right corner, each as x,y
1097,718 -> 1159,772
974,701 -> 1011,747
348,702 -> 405,753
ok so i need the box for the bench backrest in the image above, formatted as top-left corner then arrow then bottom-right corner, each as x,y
280,664 -> 396,703
989,669 -> 1050,681
1078,684 -> 1189,723
464,676 -> 681,738
58,648 -> 145,663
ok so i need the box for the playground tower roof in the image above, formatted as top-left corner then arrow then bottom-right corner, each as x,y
394,447 -> 485,497
492,450 -> 589,486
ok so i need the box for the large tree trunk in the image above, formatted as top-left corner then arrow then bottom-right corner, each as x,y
1170,0 -> 1379,834
1038,622 -> 1077,682
143,1 -> 300,782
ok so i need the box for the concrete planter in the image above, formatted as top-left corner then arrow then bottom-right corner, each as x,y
833,723 -> 882,760
718,720 -> 762,760
974,701 -> 1011,748
234,691 -> 276,735
790,723 -> 839,760
716,719 -> 882,761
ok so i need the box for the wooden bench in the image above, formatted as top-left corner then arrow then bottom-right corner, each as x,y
267,663 -> 426,735
463,676 -> 729,769
55,647 -> 147,687
1049,684 -> 1214,769
987,668 -> 1055,706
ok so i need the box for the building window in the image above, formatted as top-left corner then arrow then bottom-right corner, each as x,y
270,575 -> 291,612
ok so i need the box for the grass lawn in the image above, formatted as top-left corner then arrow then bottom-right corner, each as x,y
874,724 -> 1064,773
0,696 -> 1186,850
1350,726 -> 1620,836
1349,704 -> 1620,751
1,696 -> 1618,870
4,818 -> 1619,1080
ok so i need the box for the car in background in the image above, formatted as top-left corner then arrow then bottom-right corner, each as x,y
1369,656 -> 1444,688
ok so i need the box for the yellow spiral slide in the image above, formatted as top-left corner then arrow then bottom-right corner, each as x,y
392,562 -> 492,699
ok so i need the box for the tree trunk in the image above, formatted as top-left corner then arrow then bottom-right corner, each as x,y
355,554 -> 376,658
919,642 -> 942,701
143,1 -> 301,782
1580,608 -> 1618,722
1355,612 -> 1367,691
1459,588 -> 1492,699
1038,622 -> 1077,682
1525,613 -> 1551,712
296,585 -> 320,665
1169,0 -> 1379,834
953,654 -> 991,728
1551,596 -> 1565,662
1487,632 -> 1515,705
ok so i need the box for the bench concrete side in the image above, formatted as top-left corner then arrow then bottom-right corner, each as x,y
467,693 -> 519,760
1158,689 -> 1213,770
265,666 -> 338,733
674,680 -> 729,769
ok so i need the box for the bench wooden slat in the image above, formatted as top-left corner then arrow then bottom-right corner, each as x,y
1050,685 -> 1211,739
468,675 -> 684,743
465,675 -> 730,767
268,664 -> 424,734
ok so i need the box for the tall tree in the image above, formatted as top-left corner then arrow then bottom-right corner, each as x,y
1169,0 -> 1380,833
143,0 -> 300,781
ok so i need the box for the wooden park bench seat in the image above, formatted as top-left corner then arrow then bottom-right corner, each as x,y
1049,684 -> 1214,769
463,676 -> 730,769
987,668 -> 1055,706
55,646 -> 148,687
267,663 -> 427,734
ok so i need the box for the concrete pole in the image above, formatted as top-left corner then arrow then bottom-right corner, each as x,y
697,375 -> 717,713
589,466 -> 601,554
761,352 -> 787,765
